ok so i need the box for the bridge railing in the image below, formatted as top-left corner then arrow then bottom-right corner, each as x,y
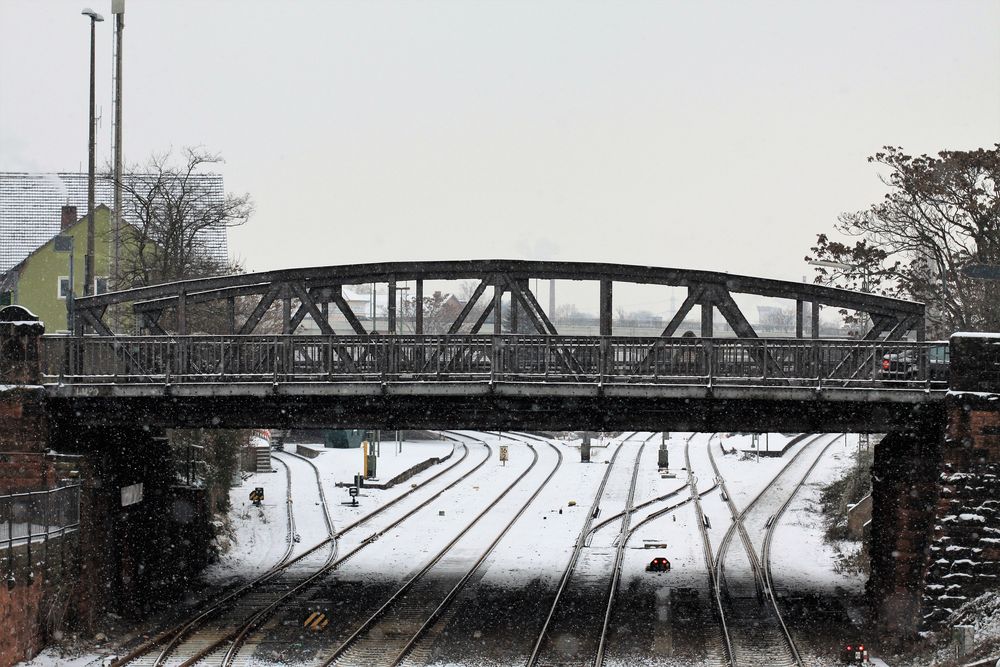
40,334 -> 945,389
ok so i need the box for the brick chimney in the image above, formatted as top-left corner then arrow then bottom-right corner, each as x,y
61,205 -> 78,230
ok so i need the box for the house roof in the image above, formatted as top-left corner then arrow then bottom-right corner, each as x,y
0,172 -> 230,274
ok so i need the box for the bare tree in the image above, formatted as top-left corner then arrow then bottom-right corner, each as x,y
807,145 -> 1000,336
391,291 -> 464,333
112,147 -> 253,288
756,306 -> 796,334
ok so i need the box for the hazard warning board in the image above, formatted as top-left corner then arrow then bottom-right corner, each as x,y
304,611 -> 329,631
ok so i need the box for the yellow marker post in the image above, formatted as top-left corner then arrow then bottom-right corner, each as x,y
362,440 -> 369,478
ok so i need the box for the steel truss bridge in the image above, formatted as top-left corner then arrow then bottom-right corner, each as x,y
46,261 -> 943,433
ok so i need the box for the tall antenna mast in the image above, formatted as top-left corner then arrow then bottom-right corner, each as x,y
112,0 -> 124,327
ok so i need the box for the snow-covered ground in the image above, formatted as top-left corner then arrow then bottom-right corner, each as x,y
21,431 -> 994,667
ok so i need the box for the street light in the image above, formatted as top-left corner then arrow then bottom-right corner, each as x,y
82,8 -> 104,298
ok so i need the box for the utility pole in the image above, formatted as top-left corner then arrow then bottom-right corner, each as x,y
82,8 -> 103,297
112,0 -> 125,320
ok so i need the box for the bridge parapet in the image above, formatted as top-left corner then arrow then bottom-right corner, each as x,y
39,333 -> 946,392
0,305 -> 44,385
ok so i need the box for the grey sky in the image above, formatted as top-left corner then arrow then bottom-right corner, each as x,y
1,1 -> 998,312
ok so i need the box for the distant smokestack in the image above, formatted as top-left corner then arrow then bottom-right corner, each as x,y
549,280 -> 556,317
61,205 -> 78,230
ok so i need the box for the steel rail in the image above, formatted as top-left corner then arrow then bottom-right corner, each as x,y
220,448 -> 337,666
596,432 -> 727,667
760,435 -> 843,661
320,433 -> 537,666
585,481 -> 689,544
147,452 -> 298,667
527,432 -> 660,667
114,437 -> 466,667
524,432 -> 637,667
387,433 -> 564,666
707,433 -> 835,667
587,433 -> 718,546
708,434 -> 814,595
174,434 -> 488,667
625,433 -> 719,541
276,448 -> 336,545
686,433 -> 735,666
624,482 -> 719,540
708,436 -> 807,600
594,437 -> 648,666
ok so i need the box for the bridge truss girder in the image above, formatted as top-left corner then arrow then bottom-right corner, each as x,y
71,260 -> 925,341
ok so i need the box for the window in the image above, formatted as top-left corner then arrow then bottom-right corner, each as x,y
0,291 -> 11,307
58,276 -> 71,300
95,276 -> 109,295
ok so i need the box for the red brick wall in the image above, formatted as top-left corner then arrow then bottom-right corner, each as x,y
0,388 -> 48,455
0,533 -> 78,667
0,576 -> 45,667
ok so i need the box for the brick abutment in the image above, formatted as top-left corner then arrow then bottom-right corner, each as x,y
1,306 -> 216,666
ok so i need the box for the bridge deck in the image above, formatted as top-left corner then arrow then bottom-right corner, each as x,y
40,334 -> 946,433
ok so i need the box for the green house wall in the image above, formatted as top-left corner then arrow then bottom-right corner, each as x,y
10,206 -> 113,332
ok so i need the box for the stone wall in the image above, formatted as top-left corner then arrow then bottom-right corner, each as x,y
921,333 -> 1000,629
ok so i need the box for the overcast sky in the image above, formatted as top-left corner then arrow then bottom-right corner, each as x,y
1,1 -> 998,311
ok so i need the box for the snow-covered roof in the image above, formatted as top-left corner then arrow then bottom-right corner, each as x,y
0,172 -> 230,274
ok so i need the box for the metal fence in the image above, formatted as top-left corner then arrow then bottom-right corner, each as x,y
0,484 -> 81,548
41,334 -> 947,389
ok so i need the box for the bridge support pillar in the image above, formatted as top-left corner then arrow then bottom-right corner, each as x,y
0,307 -> 85,665
866,418 -> 943,644
47,420 -> 212,620
920,333 -> 1000,630
868,333 -> 1000,646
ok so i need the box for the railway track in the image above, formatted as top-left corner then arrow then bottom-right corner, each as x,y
707,432 -> 840,667
142,448 -> 343,667
215,448 -> 339,666
760,435 -> 844,664
194,432 -> 492,667
115,434 -> 475,666
687,433 -> 735,667
527,431 -> 658,667
311,432 -> 563,667
116,451 -> 302,667
594,433 -> 732,666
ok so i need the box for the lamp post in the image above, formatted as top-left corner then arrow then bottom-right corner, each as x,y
81,8 -> 104,298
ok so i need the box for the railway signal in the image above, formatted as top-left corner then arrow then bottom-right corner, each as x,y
499,445 -> 509,466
